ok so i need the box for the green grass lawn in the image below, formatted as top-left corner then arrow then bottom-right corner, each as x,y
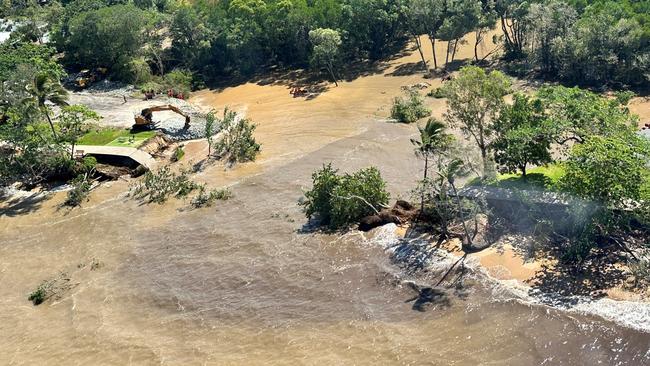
468,164 -> 566,190
495,164 -> 566,190
77,129 -> 156,147
473,163 -> 650,200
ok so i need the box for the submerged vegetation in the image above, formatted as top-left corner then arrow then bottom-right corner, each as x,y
129,166 -> 198,204
391,90 -> 431,123
302,164 -> 390,229
212,108 -> 261,164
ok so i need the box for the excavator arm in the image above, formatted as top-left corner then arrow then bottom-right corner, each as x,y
134,105 -> 191,129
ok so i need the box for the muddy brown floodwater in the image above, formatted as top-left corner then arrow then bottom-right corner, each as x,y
2,34 -> 650,365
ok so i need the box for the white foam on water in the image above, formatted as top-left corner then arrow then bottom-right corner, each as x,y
365,223 -> 650,333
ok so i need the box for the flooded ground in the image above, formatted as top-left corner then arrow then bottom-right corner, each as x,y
2,34 -> 650,365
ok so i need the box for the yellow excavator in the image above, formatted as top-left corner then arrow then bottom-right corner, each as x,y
134,105 -> 191,130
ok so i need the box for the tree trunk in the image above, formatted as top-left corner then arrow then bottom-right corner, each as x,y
420,154 -> 429,213
43,108 -> 58,139
451,39 -> 459,63
445,41 -> 451,68
474,30 -> 482,62
480,148 -> 495,180
413,34 -> 428,72
327,62 -> 338,87
450,181 -> 473,248
429,36 -> 438,70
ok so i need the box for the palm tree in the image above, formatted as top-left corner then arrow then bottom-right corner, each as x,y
26,73 -> 69,138
411,118 -> 450,213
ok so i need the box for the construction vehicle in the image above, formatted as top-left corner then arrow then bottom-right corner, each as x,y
134,105 -> 191,130
75,68 -> 108,89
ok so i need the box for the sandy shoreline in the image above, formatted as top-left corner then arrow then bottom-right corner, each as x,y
390,223 -> 650,332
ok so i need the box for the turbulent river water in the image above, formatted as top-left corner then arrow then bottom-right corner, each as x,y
1,120 -> 649,365
3,32 -> 650,364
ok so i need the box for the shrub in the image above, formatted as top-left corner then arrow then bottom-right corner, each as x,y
65,174 -> 92,207
614,91 -> 635,106
171,145 -> 185,162
427,87 -> 446,99
560,134 -> 648,205
191,185 -> 233,208
391,90 -> 431,123
28,283 -> 49,305
215,113 -> 261,164
630,259 -> 650,289
302,164 -> 390,229
129,166 -> 199,204
163,69 -> 193,96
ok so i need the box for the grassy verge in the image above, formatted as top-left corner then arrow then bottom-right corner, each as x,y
495,164 -> 566,190
78,129 -> 156,147
468,164 -> 566,190
471,164 -> 650,200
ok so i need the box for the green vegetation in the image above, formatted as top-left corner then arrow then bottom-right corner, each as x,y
560,135 -> 649,205
302,164 -> 389,229
309,28 -> 342,86
391,90 -> 431,123
77,129 -> 156,147
442,66 -> 511,179
28,283 -> 48,305
427,87 -> 446,99
64,173 -> 92,207
493,94 -> 552,177
129,166 -> 199,204
491,164 -> 566,190
191,186 -> 233,208
204,111 -> 217,157
498,0 -> 650,86
59,105 -> 100,159
213,109 -> 261,165
0,0 -> 647,90
171,145 -> 185,162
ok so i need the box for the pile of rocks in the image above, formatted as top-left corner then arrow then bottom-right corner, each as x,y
155,98 -> 218,141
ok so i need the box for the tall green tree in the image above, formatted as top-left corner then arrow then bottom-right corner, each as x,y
525,1 -> 577,74
561,134 -> 650,205
58,105 -> 99,160
492,94 -> 552,177
473,0 -> 498,62
63,4 -> 147,75
309,28 -> 342,86
438,0 -> 481,67
204,111 -> 217,157
401,0 -> 432,71
537,86 -> 638,146
443,66 -> 511,179
25,72 -> 69,138
495,0 -> 529,59
411,118 -> 451,210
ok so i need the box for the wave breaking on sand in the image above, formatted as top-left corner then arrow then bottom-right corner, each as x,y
366,223 -> 650,333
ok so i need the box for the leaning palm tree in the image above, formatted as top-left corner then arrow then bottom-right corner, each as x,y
411,118 -> 450,181
26,73 -> 69,138
411,118 -> 450,213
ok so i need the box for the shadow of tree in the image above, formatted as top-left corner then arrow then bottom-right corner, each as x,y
405,286 -> 451,312
526,249 -> 628,305
386,62 -> 425,77
0,192 -> 51,217
203,47 -> 413,99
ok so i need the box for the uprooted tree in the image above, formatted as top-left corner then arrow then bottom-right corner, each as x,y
212,108 -> 261,165
302,164 -> 390,229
